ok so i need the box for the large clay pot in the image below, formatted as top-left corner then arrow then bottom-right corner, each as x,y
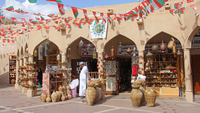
66,85 -> 70,90
130,84 -> 143,108
144,87 -> 157,107
46,96 -> 51,103
11,79 -> 15,84
94,87 -> 102,103
40,93 -> 47,102
56,91 -> 61,101
93,79 -> 101,87
61,94 -> 65,101
68,94 -> 72,99
51,91 -> 57,102
160,40 -> 166,52
139,86 -> 146,105
85,83 -> 96,106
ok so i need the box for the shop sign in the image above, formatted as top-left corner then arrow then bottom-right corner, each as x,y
81,41 -> 95,57
90,20 -> 107,39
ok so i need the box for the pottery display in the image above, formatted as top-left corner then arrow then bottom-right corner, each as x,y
61,94 -> 65,101
93,79 -> 101,87
46,96 -> 51,103
126,47 -> 132,56
85,83 -> 96,106
168,37 -> 175,49
68,94 -> 72,99
94,87 -> 102,103
146,50 -> 153,58
51,91 -> 57,102
111,46 -> 115,59
160,40 -> 166,52
144,87 -> 157,107
64,94 -> 68,100
66,85 -> 70,90
130,83 -> 143,108
152,45 -> 158,52
40,93 -> 47,102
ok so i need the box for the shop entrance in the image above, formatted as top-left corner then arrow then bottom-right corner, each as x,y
118,58 -> 132,92
191,55 -> 200,95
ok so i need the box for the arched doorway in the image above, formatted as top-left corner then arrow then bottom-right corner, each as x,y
189,28 -> 200,95
32,40 -> 60,73
69,37 -> 97,78
104,34 -> 137,94
144,32 -> 183,97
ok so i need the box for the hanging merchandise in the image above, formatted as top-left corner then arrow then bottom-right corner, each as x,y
34,50 -> 37,57
172,43 -> 177,57
168,37 -> 175,49
57,54 -> 61,61
87,44 -> 92,51
146,50 -> 153,58
118,42 -> 122,54
38,45 -> 43,60
66,48 -> 71,58
45,41 -> 50,56
177,49 -> 183,56
152,45 -> 158,52
132,65 -> 138,77
93,48 -> 97,59
111,46 -> 115,59
160,40 -> 166,53
79,40 -> 84,47
104,53 -> 109,60
126,47 -> 132,56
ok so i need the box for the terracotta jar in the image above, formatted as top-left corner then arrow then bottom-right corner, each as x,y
160,40 -> 166,52
61,94 -> 65,101
64,94 -> 68,100
94,87 -> 102,103
130,84 -> 143,108
111,46 -> 115,59
58,85 -> 63,91
51,91 -> 57,102
104,54 -> 109,60
144,87 -> 157,107
40,93 -> 47,102
85,83 -> 96,106
152,45 -> 158,52
46,96 -> 51,103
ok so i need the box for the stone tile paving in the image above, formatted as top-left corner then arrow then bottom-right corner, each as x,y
0,86 -> 200,113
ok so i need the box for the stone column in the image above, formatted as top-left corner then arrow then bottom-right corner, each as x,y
62,53 -> 67,86
184,48 -> 193,102
27,55 -> 34,97
98,52 -> 104,78
18,59 -> 23,91
138,50 -> 144,75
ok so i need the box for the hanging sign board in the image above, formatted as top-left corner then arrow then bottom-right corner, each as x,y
81,41 -> 95,57
90,20 -> 107,39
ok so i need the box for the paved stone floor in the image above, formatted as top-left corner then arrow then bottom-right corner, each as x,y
0,85 -> 200,113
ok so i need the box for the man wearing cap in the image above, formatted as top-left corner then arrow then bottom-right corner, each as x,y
79,62 -> 89,99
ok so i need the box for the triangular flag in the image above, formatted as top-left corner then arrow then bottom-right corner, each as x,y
174,2 -> 183,10
48,13 -> 55,18
57,3 -> 65,15
5,6 -> 14,11
187,0 -> 194,3
46,0 -> 62,3
100,13 -> 107,23
92,11 -> 99,22
83,9 -> 89,22
71,6 -> 79,19
190,5 -> 197,10
169,9 -> 177,16
33,13 -> 41,16
15,8 -> 21,14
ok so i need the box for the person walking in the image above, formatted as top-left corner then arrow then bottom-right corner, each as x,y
79,62 -> 89,99
37,68 -> 43,88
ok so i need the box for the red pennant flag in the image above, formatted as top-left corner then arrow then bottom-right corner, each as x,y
92,11 -> 99,22
187,0 -> 194,3
83,9 -> 89,22
57,3 -> 65,15
100,13 -> 107,23
71,6 -> 79,19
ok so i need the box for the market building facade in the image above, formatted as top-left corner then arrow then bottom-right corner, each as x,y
5,0 -> 200,102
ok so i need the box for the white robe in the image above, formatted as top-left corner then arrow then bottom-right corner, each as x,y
79,66 -> 89,96
68,79 -> 79,89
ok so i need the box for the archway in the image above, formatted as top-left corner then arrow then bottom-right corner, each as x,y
104,34 -> 137,93
68,37 -> 97,77
32,39 -> 60,73
144,32 -> 183,97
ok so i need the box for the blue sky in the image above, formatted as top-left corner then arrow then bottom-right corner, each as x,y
0,0 -> 138,19
0,0 -> 138,8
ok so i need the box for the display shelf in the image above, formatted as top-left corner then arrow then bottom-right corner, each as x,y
9,55 -> 16,85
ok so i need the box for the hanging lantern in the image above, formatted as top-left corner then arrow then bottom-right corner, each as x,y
160,40 -> 166,53
45,41 -> 49,56
57,54 -> 61,61
87,44 -> 92,51
79,40 -> 84,47
34,50 -> 37,57
118,42 -> 122,54
152,45 -> 158,52
93,48 -> 97,59
66,48 -> 71,58
111,46 -> 115,59
104,53 -> 109,60
126,47 -> 132,56
146,50 -> 153,58
177,49 -> 182,56
38,45 -> 43,60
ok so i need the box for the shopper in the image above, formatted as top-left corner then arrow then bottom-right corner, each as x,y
68,75 -> 79,98
37,68 -> 43,88
79,62 -> 89,99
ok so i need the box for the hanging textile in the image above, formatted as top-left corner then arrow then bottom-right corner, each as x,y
45,41 -> 49,56
132,65 -> 138,77
38,44 -> 44,60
